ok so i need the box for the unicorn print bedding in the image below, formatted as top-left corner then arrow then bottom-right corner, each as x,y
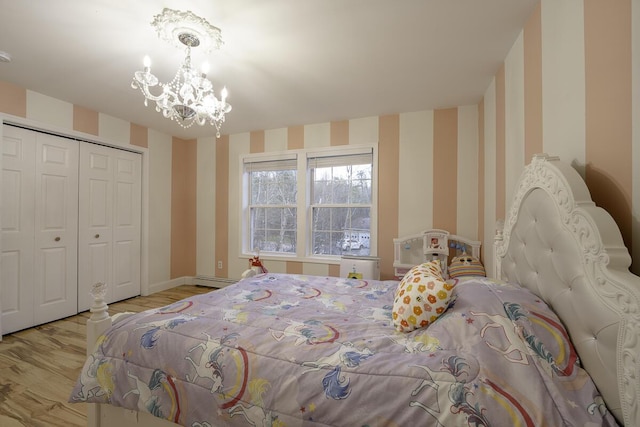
70,273 -> 617,426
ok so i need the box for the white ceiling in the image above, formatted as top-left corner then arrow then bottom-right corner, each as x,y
0,0 -> 538,140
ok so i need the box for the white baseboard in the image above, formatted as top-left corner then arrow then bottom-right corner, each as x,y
192,275 -> 239,288
146,275 -> 239,296
147,276 -> 192,295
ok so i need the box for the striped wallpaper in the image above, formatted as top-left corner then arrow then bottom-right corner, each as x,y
1,0 -> 639,286
483,0 -> 638,276
208,110 -> 481,280
209,0 -> 639,279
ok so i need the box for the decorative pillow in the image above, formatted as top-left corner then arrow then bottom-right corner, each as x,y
448,253 -> 486,278
392,260 -> 455,332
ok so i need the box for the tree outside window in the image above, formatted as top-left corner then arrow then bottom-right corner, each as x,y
309,158 -> 372,256
247,158 -> 297,254
242,147 -> 375,259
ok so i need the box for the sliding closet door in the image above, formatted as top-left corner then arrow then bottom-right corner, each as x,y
1,126 -> 36,333
78,144 -> 113,311
2,126 -> 78,333
112,150 -> 142,303
78,143 -> 141,312
33,133 -> 79,325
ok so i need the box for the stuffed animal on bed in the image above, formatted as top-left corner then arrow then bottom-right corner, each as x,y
448,252 -> 485,278
249,254 -> 268,274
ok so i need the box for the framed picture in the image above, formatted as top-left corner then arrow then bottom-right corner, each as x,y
423,231 -> 448,256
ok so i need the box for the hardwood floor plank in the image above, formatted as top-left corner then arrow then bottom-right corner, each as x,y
0,285 -> 215,427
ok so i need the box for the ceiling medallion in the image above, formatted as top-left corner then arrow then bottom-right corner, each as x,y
151,8 -> 223,53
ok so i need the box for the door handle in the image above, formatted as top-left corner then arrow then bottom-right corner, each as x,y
95,234 -> 100,239
55,237 -> 61,242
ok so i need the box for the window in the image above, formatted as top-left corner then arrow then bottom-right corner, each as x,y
244,155 -> 297,254
242,146 -> 376,259
308,151 -> 373,256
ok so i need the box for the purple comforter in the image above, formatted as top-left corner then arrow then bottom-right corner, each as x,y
70,273 -> 617,426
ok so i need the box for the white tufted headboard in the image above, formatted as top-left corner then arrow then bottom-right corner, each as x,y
494,154 -> 640,426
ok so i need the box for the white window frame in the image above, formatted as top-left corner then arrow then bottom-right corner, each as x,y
242,152 -> 298,257
241,144 -> 378,262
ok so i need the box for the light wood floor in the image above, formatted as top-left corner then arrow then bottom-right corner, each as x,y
0,285 -> 214,427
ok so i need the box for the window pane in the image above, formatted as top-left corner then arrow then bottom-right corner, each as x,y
311,164 -> 371,205
251,170 -> 297,205
351,164 -> 372,203
312,231 -> 345,256
309,151 -> 372,257
251,207 -> 296,254
248,161 -> 297,254
312,207 -> 370,256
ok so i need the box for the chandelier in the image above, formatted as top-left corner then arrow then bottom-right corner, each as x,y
131,8 -> 231,137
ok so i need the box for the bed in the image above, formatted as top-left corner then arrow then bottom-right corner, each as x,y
71,153 -> 640,426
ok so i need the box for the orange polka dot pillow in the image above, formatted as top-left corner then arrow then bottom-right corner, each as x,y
392,260 -> 455,332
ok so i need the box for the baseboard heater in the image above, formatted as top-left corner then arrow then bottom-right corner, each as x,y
193,275 -> 239,288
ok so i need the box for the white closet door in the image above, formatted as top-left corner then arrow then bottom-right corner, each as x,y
78,144 -> 113,311
1,126 -> 36,333
33,133 -> 79,325
78,144 -> 141,311
112,150 -> 141,303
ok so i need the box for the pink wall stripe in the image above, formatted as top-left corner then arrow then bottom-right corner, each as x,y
0,81 -> 26,117
584,0 -> 633,251
330,120 -> 349,146
524,2 -> 543,161
250,130 -> 265,153
378,114 -> 400,280
286,261 -> 303,275
170,137 -> 197,278
433,108 -> 458,234
328,264 -> 340,277
130,123 -> 148,148
288,125 -> 304,150
73,105 -> 99,136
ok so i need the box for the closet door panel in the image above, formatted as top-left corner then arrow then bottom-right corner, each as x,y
79,144 -> 141,309
78,144 -> 113,311
33,133 -> 78,325
40,246 -> 69,302
1,127 -> 36,334
1,251 -> 21,318
112,151 -> 141,302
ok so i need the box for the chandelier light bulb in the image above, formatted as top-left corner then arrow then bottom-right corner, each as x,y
221,86 -> 228,102
143,55 -> 151,68
201,62 -> 210,75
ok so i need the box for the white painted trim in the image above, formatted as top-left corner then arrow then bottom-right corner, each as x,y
192,275 -> 240,288
148,276 -> 193,294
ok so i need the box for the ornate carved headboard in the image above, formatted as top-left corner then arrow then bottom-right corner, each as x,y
494,154 -> 640,426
